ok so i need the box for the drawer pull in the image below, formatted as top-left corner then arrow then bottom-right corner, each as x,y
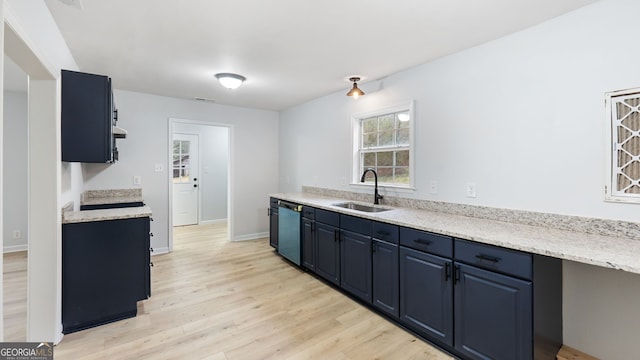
376,230 -> 391,236
475,254 -> 501,263
454,265 -> 461,284
414,239 -> 432,246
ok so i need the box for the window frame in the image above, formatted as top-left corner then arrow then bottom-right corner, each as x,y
604,87 -> 640,204
351,101 -> 415,190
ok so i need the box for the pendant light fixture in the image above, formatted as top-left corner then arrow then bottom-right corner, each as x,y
215,73 -> 246,89
346,77 -> 365,98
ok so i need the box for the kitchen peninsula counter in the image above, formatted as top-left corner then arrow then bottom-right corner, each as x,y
271,190 -> 640,275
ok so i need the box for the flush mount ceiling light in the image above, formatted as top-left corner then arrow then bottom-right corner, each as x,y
346,77 -> 365,99
215,73 -> 246,90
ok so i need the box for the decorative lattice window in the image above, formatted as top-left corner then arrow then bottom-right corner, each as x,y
605,88 -> 640,203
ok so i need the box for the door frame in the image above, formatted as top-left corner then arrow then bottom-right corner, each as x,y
167,118 -> 233,251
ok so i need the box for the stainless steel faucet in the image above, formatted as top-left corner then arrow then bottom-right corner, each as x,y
360,168 -> 383,205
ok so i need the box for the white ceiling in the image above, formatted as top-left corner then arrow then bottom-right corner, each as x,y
43,0 -> 598,111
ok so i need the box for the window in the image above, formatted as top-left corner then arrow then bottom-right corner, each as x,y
352,102 -> 414,188
173,140 -> 191,183
605,88 -> 640,203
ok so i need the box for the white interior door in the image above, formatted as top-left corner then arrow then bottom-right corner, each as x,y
172,133 -> 199,226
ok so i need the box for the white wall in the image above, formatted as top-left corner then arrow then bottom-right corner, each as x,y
2,91 -> 27,252
2,0 -> 79,344
82,90 -> 278,251
279,0 -> 640,358
172,122 -> 229,223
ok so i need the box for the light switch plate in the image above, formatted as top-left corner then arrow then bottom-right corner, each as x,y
466,182 -> 477,198
430,181 -> 438,194
154,163 -> 164,172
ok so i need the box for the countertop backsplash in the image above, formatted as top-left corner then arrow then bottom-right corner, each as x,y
81,188 -> 143,205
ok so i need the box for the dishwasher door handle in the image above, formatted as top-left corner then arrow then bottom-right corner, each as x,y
279,201 -> 302,212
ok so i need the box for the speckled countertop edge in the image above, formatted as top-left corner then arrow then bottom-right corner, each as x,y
271,192 -> 640,275
62,205 -> 153,224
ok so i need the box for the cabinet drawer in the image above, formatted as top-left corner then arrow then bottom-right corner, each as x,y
302,206 -> 316,220
340,214 -> 372,235
400,227 -> 452,258
454,239 -> 532,280
372,222 -> 398,244
269,197 -> 279,208
316,209 -> 340,227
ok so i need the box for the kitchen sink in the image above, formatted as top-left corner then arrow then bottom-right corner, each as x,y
332,202 -> 393,213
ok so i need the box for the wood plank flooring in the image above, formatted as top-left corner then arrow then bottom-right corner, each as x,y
3,250 -> 27,341
6,223 -> 453,359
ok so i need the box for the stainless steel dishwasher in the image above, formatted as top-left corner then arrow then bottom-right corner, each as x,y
277,200 -> 302,265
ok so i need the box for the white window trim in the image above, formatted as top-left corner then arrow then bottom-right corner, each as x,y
604,87 -> 640,204
350,100 -> 416,190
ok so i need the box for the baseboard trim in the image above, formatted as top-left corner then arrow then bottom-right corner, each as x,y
4,244 -> 28,253
200,218 -> 227,225
233,232 -> 268,242
151,247 -> 170,256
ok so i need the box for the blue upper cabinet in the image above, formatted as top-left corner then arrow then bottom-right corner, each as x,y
61,69 -> 117,163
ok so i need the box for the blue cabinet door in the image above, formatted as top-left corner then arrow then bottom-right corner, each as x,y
454,263 -> 532,360
340,229 -> 372,303
372,239 -> 399,318
399,247 -> 453,346
61,70 -> 114,163
269,207 -> 278,249
63,217 -> 149,333
315,222 -> 340,285
302,218 -> 316,271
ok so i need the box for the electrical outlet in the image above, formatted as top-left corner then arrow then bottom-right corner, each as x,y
430,181 -> 438,194
133,176 -> 141,185
466,182 -> 477,198
13,230 -> 21,239
154,163 -> 164,172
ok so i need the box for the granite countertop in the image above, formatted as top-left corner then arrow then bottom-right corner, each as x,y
63,188 -> 151,224
63,205 -> 153,224
272,191 -> 640,275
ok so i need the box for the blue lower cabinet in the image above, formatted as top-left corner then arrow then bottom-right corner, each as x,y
302,217 -> 316,271
315,222 -> 340,286
268,201 -> 563,360
372,239 -> 399,318
399,246 -> 453,347
340,229 -> 372,302
268,206 -> 278,249
62,217 -> 151,334
454,263 -> 532,360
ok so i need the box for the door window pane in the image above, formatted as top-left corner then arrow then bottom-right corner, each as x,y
172,139 -> 192,183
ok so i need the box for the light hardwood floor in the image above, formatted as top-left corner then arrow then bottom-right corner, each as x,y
6,223 -> 453,359
3,250 -> 27,341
